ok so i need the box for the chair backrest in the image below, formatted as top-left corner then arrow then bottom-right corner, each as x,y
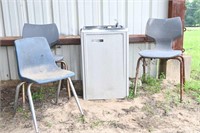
22,23 -> 59,47
15,37 -> 58,79
145,17 -> 182,50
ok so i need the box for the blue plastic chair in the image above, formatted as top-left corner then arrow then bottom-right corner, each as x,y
22,23 -> 65,63
133,17 -> 185,102
14,23 -> 71,113
14,37 -> 83,132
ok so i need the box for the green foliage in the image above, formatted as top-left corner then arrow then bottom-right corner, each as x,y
32,88 -> 45,101
184,80 -> 200,102
184,27 -> 200,102
17,107 -> 29,119
128,83 -> 135,99
128,73 -> 165,98
185,0 -> 200,26
185,80 -> 200,91
141,74 -> 165,94
32,86 -> 56,101
184,27 -> 200,76
90,121 -> 104,128
77,115 -> 86,124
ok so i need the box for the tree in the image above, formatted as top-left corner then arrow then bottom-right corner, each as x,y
185,0 -> 200,26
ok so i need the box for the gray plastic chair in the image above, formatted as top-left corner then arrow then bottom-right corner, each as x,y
14,37 -> 83,132
22,23 -> 65,62
133,17 -> 185,102
14,23 -> 71,112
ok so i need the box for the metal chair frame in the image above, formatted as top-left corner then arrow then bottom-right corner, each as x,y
133,17 -> 185,102
14,37 -> 83,132
14,23 -> 71,113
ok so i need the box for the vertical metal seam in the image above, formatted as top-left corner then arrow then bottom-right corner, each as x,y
66,1 -> 70,34
50,0 -> 54,23
7,0 -> 13,35
33,0 -> 36,23
6,47 -> 11,79
0,0 -> 5,36
24,0 -> 29,23
41,0 -> 44,23
76,0 -> 80,32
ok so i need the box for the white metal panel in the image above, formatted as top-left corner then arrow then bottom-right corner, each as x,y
57,0 -> 70,34
53,0 -> 78,35
27,0 -> 52,24
41,0 -> 52,23
102,0 -> 125,26
0,47 -> 10,80
52,0 -> 61,31
77,0 -> 85,30
92,0 -> 101,25
108,0 -> 118,25
133,0 -> 142,34
27,0 -> 43,23
83,1 -> 93,26
127,0 -> 134,34
129,42 -> 157,78
56,45 -> 82,80
117,0 -> 126,27
152,0 -> 168,18
16,0 -> 28,35
0,0 -> 5,36
2,0 -> 13,36
159,0 -> 168,18
129,43 -> 146,78
0,0 -> 169,81
102,0 -> 109,25
67,1 -> 79,35
0,0 -> 169,36
7,47 -> 18,79
81,29 -> 129,100
141,0 -> 151,33
9,0 -> 20,35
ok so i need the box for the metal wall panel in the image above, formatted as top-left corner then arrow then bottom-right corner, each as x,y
0,0 -> 168,80
0,0 -> 5,36
56,45 -> 82,80
0,0 -> 168,35
7,47 -> 18,79
0,47 -> 10,80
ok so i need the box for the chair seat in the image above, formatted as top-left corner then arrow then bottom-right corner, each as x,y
139,49 -> 182,58
21,69 -> 75,84
53,54 -> 64,62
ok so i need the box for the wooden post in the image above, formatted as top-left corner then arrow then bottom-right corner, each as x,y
168,0 -> 186,51
159,0 -> 186,78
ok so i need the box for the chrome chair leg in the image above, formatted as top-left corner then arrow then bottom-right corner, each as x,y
60,61 -> 71,98
22,83 -> 26,110
67,80 -> 71,98
64,62 -> 71,99
134,57 -> 143,95
56,80 -> 62,104
68,78 -> 84,115
27,83 -> 39,133
14,82 -> 25,115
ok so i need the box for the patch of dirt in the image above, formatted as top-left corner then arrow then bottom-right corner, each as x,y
0,80 -> 200,133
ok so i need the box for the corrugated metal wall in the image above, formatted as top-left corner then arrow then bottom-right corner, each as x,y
0,0 -> 168,80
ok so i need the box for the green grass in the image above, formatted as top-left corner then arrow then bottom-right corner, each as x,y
129,28 -> 200,102
141,74 -> 164,94
184,27 -> 200,77
184,27 -> 200,102
128,74 -> 165,99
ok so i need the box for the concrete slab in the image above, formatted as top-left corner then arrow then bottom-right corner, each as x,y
163,54 -> 191,83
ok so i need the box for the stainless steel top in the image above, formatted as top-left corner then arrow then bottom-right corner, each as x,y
82,25 -> 124,30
